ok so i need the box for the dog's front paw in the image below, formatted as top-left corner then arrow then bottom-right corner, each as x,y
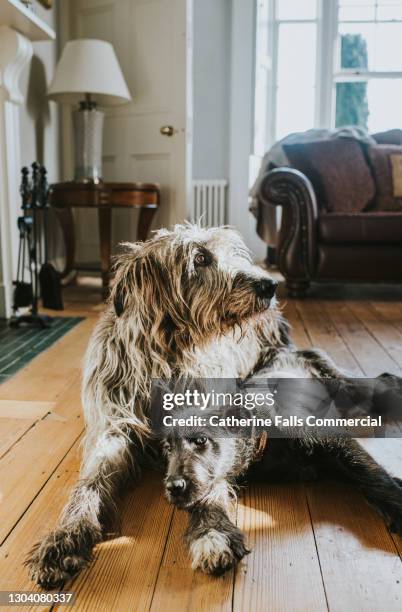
26,523 -> 100,590
189,528 -> 249,576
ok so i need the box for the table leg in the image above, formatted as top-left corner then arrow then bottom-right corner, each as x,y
54,208 -> 76,280
138,206 -> 157,241
98,208 -> 112,299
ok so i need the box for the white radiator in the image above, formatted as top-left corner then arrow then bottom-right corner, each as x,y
192,180 -> 228,227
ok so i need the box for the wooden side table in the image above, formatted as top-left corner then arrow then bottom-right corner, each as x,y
49,181 -> 160,295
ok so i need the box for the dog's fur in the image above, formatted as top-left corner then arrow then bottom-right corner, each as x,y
26,223 -> 402,586
163,429 -> 402,575
27,224 -> 285,588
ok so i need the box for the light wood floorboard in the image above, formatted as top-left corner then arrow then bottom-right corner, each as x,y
1,278 -> 402,611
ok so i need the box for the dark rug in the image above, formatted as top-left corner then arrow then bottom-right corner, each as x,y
0,317 -> 84,383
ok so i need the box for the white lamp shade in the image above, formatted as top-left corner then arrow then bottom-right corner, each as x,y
48,39 -> 132,106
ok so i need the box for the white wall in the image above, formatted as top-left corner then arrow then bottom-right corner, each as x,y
192,0 -> 266,260
18,2 -> 62,269
228,0 -> 265,260
19,2 -> 60,182
192,0 -> 231,180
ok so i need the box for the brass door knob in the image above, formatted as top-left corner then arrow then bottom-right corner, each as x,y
160,125 -> 175,137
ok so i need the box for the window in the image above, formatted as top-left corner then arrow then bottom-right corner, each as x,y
258,0 -> 402,147
336,0 -> 402,132
265,0 -> 320,143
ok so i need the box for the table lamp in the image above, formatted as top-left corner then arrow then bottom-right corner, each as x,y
48,39 -> 132,182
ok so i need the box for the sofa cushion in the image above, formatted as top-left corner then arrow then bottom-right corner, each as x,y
372,129 -> 402,145
318,212 -> 402,243
283,138 -> 375,213
367,144 -> 402,211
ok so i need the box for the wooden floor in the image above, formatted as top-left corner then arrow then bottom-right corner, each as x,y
1,278 -> 402,611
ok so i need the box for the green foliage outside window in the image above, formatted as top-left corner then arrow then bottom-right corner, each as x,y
335,34 -> 369,129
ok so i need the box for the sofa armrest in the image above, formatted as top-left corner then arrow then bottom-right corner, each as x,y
259,168 -> 318,281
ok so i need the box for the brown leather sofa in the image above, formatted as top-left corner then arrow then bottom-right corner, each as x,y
259,167 -> 402,296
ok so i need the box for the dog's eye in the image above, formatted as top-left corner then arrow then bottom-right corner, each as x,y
191,436 -> 208,447
163,442 -> 171,454
194,253 -> 206,266
194,250 -> 212,267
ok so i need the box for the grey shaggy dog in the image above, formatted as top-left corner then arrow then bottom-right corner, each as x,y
25,223 -> 402,586
163,421 -> 402,575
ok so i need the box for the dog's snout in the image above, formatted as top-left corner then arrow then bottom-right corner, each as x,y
166,478 -> 187,495
254,279 -> 278,299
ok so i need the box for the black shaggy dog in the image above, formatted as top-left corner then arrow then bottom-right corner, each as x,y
163,413 -> 402,575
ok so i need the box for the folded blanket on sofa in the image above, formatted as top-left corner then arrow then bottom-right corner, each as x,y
250,126 -> 376,249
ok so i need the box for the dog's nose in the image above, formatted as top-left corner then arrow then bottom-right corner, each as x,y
254,279 -> 278,299
166,478 -> 187,495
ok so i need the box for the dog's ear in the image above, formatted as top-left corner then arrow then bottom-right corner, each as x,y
113,280 -> 126,317
112,243 -> 143,317
112,264 -> 140,317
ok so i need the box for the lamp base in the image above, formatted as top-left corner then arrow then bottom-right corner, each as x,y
73,104 -> 104,182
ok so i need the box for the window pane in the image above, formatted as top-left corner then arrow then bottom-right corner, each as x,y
335,82 -> 369,129
336,79 -> 402,132
276,23 -> 317,140
340,31 -> 368,69
339,1 -> 402,22
339,22 -> 402,71
377,0 -> 402,19
276,0 -> 317,20
377,5 -> 402,19
339,1 -> 375,21
367,79 -> 402,132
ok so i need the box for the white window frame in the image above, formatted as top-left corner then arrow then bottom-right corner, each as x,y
260,0 -> 402,149
334,8 -> 402,84
264,0 -> 327,146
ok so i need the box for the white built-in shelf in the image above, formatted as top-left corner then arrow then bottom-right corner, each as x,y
0,0 -> 55,41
